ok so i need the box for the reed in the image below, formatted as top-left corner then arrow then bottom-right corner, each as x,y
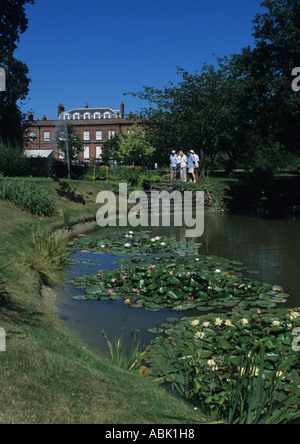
22,225 -> 71,286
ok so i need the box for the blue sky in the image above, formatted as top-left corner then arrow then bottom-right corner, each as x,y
15,0 -> 263,120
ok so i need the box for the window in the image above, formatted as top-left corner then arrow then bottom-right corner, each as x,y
96,130 -> 102,141
63,113 -> 70,120
83,131 -> 90,141
108,130 -> 115,140
104,112 -> 111,119
44,131 -> 50,142
94,112 -> 101,119
84,112 -> 91,120
29,131 -> 36,141
96,146 -> 102,159
73,113 -> 81,120
84,146 -> 90,160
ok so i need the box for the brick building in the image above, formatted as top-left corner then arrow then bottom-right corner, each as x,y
24,101 -> 136,162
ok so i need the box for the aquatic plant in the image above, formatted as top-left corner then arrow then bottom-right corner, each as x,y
146,309 -> 300,420
73,232 -> 288,312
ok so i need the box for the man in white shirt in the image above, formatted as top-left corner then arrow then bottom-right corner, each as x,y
179,151 -> 187,182
170,151 -> 177,181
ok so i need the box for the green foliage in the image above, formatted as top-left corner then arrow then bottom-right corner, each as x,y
101,324 -> 148,372
55,122 -> 84,163
73,231 -> 288,312
0,138 -> 29,176
147,310 -> 300,421
117,124 -> 156,166
0,0 -> 34,142
22,225 -> 71,285
0,179 -> 54,216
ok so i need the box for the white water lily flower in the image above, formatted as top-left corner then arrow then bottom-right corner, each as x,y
194,331 -> 205,340
202,322 -> 210,328
215,318 -> 223,326
215,269 -> 222,273
241,318 -> 249,325
271,320 -> 281,327
289,311 -> 300,320
160,242 -> 166,246
191,320 -> 200,327
151,238 -> 156,242
155,236 -> 161,240
101,245 -> 106,248
129,231 -> 134,235
124,243 -> 131,248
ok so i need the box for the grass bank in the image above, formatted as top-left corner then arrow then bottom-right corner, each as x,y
0,177 -> 206,424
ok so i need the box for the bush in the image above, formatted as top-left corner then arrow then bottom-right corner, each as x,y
0,138 -> 29,176
0,180 -> 54,216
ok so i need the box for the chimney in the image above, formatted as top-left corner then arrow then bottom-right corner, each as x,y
121,101 -> 125,119
28,111 -> 34,121
85,103 -> 89,109
42,115 -> 47,121
58,103 -> 65,118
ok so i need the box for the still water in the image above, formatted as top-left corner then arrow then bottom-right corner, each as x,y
57,212 -> 300,356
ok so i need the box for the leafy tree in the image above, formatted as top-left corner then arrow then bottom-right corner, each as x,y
0,0 -> 35,143
117,124 -> 156,166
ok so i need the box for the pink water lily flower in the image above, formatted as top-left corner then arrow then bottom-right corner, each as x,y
188,296 -> 194,301
121,276 -> 128,280
133,288 -> 140,294
111,278 -> 117,283
97,273 -> 104,277
149,265 -> 156,270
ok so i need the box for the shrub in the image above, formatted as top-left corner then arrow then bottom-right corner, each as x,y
0,138 -> 29,177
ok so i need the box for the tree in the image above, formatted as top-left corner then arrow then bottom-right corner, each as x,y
117,124 -> 156,166
0,0 -> 35,143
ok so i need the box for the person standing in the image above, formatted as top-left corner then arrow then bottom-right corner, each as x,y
179,151 -> 187,182
170,151 -> 177,181
187,150 -> 196,183
191,151 -> 199,182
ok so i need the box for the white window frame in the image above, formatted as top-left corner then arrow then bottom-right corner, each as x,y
94,112 -> 101,119
108,130 -> 115,140
73,113 -> 81,120
44,131 -> 50,142
96,130 -> 102,141
83,131 -> 90,141
84,112 -> 91,120
104,112 -> 111,119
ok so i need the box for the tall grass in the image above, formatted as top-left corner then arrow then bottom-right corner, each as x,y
0,180 -> 54,217
23,225 -> 71,286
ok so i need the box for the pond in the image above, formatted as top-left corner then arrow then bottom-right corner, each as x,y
57,212 -> 300,356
